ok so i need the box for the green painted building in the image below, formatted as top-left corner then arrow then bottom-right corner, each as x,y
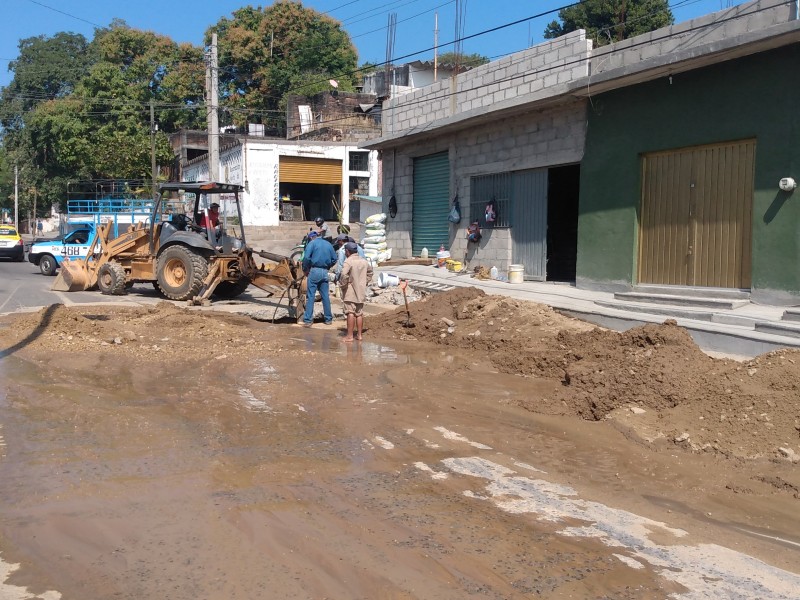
578,43 -> 800,305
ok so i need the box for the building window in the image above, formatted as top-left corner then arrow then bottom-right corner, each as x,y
349,176 -> 369,197
470,173 -> 511,228
349,151 -> 369,172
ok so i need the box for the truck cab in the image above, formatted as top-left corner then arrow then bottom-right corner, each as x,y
28,223 -> 96,275
28,197 -> 153,276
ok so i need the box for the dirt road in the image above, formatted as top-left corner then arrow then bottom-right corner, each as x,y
0,293 -> 799,599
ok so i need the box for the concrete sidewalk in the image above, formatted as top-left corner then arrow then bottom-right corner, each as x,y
373,263 -> 800,359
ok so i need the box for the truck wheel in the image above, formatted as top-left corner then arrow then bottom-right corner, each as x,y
213,277 -> 250,299
97,262 -> 127,295
39,254 -> 57,276
156,245 -> 208,301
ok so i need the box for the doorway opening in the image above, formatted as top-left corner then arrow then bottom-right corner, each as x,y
546,164 -> 580,282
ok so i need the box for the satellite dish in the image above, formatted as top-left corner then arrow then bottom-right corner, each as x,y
329,79 -> 339,88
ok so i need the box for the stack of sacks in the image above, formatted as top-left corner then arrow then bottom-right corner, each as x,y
361,213 -> 392,265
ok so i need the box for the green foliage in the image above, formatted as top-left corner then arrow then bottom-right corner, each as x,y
211,1 -> 358,129
544,0 -> 674,46
436,52 -> 490,68
0,22 -> 203,213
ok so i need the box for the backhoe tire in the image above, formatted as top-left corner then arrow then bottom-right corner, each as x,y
97,262 -> 128,295
39,254 -> 57,276
213,277 -> 250,299
156,245 -> 208,301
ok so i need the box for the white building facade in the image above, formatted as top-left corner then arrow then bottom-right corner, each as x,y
183,139 -> 380,227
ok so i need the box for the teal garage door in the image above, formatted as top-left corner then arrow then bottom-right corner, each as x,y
412,152 -> 450,255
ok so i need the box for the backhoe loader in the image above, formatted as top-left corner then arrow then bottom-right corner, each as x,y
55,182 -> 308,321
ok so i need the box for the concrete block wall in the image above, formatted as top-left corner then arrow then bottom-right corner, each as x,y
382,100 -> 586,273
591,0 -> 795,76
383,30 -> 591,135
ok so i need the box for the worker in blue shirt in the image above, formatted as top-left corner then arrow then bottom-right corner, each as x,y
301,231 -> 338,326
333,233 -> 365,280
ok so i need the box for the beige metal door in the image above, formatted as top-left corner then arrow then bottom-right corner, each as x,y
638,140 -> 754,289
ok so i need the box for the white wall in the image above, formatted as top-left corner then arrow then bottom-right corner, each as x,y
184,141 -> 380,227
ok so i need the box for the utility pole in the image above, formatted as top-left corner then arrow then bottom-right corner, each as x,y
150,99 -> 158,203
434,12 -> 439,81
14,164 -> 19,230
206,32 -> 220,183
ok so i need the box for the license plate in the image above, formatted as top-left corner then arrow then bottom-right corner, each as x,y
0,241 -> 9,247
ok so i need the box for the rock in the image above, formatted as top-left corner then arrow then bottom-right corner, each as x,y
747,368 -> 757,376
441,317 -> 455,327
629,407 -> 646,415
675,432 -> 690,443
113,337 -> 123,345
778,447 -> 799,462
440,333 -> 447,339
447,327 -> 455,334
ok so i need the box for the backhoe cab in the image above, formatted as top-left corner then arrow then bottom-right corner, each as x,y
55,182 -> 308,320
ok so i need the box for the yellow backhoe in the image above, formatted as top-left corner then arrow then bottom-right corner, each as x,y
54,182 -> 308,321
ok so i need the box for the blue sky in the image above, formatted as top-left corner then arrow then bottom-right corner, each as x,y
1,0 -> 742,89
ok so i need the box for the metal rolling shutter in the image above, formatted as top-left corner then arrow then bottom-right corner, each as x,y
412,152 -> 450,255
279,156 -> 342,184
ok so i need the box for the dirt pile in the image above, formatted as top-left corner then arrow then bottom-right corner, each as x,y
367,289 -> 800,461
2,302 -> 272,360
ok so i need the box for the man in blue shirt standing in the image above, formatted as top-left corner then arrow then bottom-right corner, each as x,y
301,231 -> 337,326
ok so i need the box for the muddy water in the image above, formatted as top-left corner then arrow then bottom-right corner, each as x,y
1,330 -> 799,599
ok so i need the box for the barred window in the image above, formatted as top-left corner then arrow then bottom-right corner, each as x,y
469,173 -> 511,228
349,176 -> 369,196
349,151 -> 369,172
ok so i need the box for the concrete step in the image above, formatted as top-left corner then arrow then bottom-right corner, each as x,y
406,279 -> 456,293
244,222 -> 363,242
613,292 -> 748,310
754,320 -> 800,339
630,284 -> 750,300
782,308 -> 800,322
596,300 -> 716,322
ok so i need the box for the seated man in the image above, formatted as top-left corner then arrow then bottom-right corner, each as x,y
199,203 -> 220,230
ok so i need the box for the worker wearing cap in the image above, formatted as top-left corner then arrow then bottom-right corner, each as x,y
301,230 -> 338,326
333,233 -> 365,280
199,202 -> 220,229
339,241 -> 372,342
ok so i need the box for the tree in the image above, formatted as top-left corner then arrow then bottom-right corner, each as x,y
0,32 -> 94,132
544,0 -> 674,46
436,52 -> 490,68
211,1 -> 358,130
1,21 -> 204,210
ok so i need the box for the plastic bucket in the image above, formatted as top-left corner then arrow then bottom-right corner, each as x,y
378,272 -> 400,288
508,264 -> 524,284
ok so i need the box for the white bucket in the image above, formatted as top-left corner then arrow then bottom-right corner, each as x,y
378,272 -> 400,288
508,264 -> 524,284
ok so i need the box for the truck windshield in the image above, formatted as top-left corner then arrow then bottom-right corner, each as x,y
64,230 -> 90,244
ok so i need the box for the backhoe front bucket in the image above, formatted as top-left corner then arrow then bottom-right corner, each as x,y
52,259 -> 92,292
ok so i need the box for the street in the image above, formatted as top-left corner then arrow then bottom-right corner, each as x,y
0,294 -> 799,599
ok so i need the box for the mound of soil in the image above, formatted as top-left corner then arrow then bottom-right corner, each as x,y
2,302 -> 271,360
367,289 -> 800,462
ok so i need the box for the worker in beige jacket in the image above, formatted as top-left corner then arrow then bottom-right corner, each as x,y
338,242 -> 373,342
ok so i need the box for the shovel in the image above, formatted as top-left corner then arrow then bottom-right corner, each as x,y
399,279 -> 414,328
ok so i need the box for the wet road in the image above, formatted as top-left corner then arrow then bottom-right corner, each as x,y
1,327 -> 799,599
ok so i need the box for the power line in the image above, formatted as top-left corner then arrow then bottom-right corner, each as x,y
25,0 -> 103,28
